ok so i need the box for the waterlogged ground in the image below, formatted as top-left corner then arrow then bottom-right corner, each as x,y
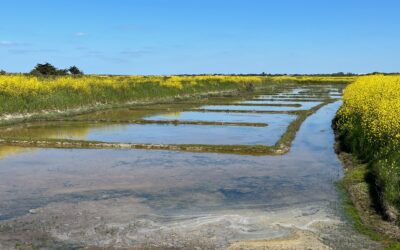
0,118 -> 291,146
0,84 -> 381,249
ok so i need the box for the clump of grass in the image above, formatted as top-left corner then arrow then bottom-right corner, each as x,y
336,150 -> 400,249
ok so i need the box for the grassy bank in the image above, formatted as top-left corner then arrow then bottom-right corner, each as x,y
336,145 -> 400,249
0,75 -> 355,117
0,75 -> 263,115
335,75 -> 400,247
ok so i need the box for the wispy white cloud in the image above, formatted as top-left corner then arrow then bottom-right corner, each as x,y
74,32 -> 87,37
0,41 -> 32,47
0,40 -> 18,46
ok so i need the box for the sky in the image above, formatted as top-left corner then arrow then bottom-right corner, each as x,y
0,0 -> 399,75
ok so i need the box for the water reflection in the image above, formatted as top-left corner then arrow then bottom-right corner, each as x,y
146,111 -> 295,124
0,146 -> 36,160
0,122 -> 291,146
0,86 -> 369,248
0,102 -> 342,224
199,102 -> 322,111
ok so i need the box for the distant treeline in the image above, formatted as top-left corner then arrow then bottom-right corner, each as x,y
176,72 -> 400,77
0,65 -> 399,76
0,63 -> 83,76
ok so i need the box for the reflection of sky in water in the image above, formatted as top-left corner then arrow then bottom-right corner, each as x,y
0,102 -> 343,222
199,102 -> 322,111
0,146 -> 36,160
281,88 -> 305,95
256,86 -> 341,99
45,122 -> 293,145
0,102 -> 365,248
1,112 -> 297,146
254,96 -> 326,100
146,111 -> 295,124
241,100 -> 311,105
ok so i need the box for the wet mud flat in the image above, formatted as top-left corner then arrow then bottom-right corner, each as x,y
0,84 -> 381,249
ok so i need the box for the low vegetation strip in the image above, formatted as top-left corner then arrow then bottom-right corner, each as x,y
0,138 -> 280,155
336,75 -> 400,222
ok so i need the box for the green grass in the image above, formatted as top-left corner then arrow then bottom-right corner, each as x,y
337,149 -> 400,249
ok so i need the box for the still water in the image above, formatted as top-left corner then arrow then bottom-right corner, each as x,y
0,101 -> 379,249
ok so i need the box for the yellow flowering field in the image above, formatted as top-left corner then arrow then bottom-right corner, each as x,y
272,75 -> 356,84
0,75 -> 265,96
0,74 -> 353,115
0,75 -> 267,114
337,75 -> 400,212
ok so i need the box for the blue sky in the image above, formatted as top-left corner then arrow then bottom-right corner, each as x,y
1,0 -> 399,75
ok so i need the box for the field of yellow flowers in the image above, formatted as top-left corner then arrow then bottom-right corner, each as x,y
0,75 -> 267,114
337,75 -> 400,216
0,74 -> 354,115
272,75 -> 355,84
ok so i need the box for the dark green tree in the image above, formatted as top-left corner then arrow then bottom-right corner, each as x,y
0,70 -> 6,75
30,63 -> 60,75
68,66 -> 83,75
57,68 -> 69,75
